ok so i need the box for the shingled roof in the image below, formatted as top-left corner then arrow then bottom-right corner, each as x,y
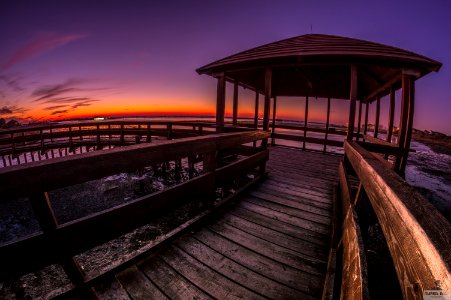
197,34 -> 441,101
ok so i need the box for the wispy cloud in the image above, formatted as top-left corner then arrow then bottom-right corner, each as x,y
0,105 -> 28,116
1,33 -> 87,70
50,110 -> 68,115
0,74 -> 25,92
31,78 -> 86,101
43,105 -> 69,111
31,78 -> 107,117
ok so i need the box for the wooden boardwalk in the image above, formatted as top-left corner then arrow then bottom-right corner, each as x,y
94,147 -> 341,299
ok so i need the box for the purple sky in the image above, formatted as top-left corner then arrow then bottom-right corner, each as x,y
1,0 -> 451,134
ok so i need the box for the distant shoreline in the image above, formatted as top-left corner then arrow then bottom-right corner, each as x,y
412,129 -> 451,156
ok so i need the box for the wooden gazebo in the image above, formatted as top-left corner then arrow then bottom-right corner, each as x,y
197,34 -> 442,174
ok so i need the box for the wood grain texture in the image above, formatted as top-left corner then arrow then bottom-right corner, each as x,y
345,140 -> 451,299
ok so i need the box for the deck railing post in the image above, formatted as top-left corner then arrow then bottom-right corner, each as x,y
324,96 -> 331,153
254,91 -> 259,129
216,73 -> 226,132
364,100 -> 369,136
387,88 -> 396,144
120,124 -> 125,145
374,95 -> 381,138
262,68 -> 272,148
29,192 -> 86,287
233,80 -> 239,126
357,99 -> 363,141
167,123 -> 173,140
271,96 -> 277,146
303,95 -> 309,150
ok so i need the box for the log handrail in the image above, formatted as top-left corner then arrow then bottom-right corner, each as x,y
343,140 -> 451,298
0,130 -> 270,282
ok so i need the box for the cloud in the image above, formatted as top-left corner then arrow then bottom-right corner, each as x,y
31,78 -> 86,101
50,110 -> 68,115
0,74 -> 25,92
72,99 -> 99,108
0,105 -> 28,116
1,33 -> 87,70
44,105 -> 68,111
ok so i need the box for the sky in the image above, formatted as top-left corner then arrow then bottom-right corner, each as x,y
1,0 -> 451,134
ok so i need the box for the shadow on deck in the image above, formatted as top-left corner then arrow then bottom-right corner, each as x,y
94,147 -> 341,299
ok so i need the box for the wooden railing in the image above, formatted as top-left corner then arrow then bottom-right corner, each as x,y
337,140 -> 451,299
0,130 -> 270,296
237,121 -> 347,152
0,120 -> 225,167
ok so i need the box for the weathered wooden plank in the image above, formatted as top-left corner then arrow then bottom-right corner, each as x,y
339,161 -> 369,300
175,235 -> 308,299
248,189 -> 331,216
160,245 -> 265,299
208,220 -> 326,274
231,207 -> 327,246
139,256 -> 212,300
345,140 -> 451,298
244,196 -> 330,225
194,228 -> 322,296
238,201 -> 329,236
265,177 -> 333,198
220,213 -> 328,260
93,275 -> 131,300
251,186 -> 332,209
116,265 -> 168,299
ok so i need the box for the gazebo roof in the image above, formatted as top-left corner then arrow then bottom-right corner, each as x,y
197,34 -> 441,101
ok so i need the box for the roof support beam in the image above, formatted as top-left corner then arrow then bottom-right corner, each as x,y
216,73 -> 226,131
347,65 -> 358,140
367,73 -> 401,100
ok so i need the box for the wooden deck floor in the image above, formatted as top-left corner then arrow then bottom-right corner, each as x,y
94,147 -> 342,299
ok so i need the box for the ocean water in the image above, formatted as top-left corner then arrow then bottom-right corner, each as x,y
405,140 -> 451,220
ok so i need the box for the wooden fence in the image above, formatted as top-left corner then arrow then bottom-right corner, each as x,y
0,130 -> 270,295
337,140 -> 451,299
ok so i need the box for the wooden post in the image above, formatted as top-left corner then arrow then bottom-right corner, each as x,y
254,91 -> 259,129
347,65 -> 358,140
263,68 -> 272,132
364,100 -> 369,135
357,99 -> 363,141
374,95 -> 381,138
120,124 -> 125,145
303,95 -> 309,150
271,96 -> 277,146
232,80 -> 238,126
324,96 -> 331,153
216,73 -> 226,132
395,73 -> 411,173
387,88 -> 396,143
29,192 -> 86,286
400,74 -> 415,174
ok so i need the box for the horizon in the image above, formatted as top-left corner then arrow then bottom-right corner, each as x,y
1,1 -> 451,134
